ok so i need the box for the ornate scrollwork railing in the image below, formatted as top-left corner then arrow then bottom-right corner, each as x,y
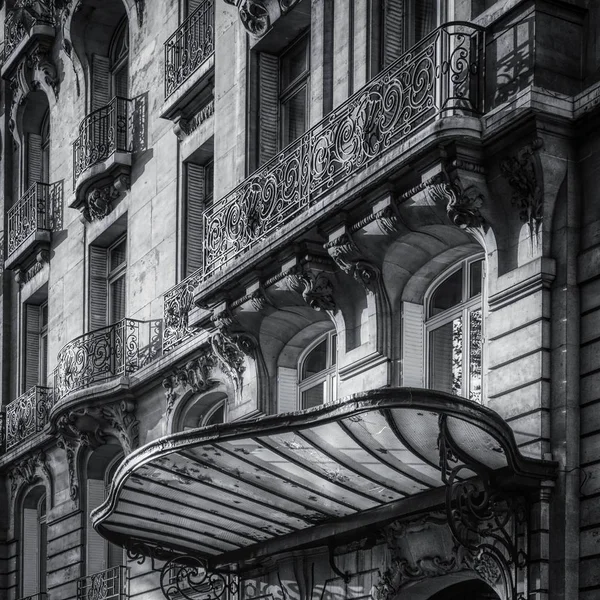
7,181 -> 63,257
162,270 -> 202,352
17,594 -> 48,600
6,386 -> 53,450
164,0 -> 214,98
3,0 -> 55,64
77,566 -> 129,600
54,318 -> 163,402
203,22 -> 484,278
73,97 -> 134,184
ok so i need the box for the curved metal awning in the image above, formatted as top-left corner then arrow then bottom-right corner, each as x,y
93,388 -> 556,565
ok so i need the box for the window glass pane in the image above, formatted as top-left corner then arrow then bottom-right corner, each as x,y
429,268 -> 463,316
40,334 -> 48,387
415,0 -> 436,42
469,309 -> 482,402
110,239 -> 127,272
301,382 -> 325,409
429,316 -> 463,395
330,334 -> 337,366
301,338 -> 327,380
282,85 -> 307,147
39,519 -> 47,592
280,37 -> 309,90
204,403 -> 225,426
109,275 -> 126,324
204,161 -> 214,204
469,259 -> 483,298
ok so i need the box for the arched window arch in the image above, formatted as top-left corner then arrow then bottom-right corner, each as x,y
425,256 -> 483,402
109,16 -> 129,98
21,486 -> 47,597
298,330 -> 338,409
176,390 -> 228,432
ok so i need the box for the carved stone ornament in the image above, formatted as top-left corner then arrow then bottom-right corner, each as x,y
500,138 -> 544,236
285,269 -> 336,312
81,175 -> 129,222
325,234 -> 382,293
223,0 -> 270,37
428,179 -> 485,230
56,434 -> 80,503
279,0 -> 300,12
26,45 -> 59,100
210,331 -> 254,395
8,451 -> 51,503
163,352 -> 217,417
374,204 -> 400,236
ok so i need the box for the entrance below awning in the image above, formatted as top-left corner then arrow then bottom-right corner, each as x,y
92,388 -> 556,566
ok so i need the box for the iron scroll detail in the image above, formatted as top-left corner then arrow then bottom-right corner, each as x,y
438,415 -> 528,600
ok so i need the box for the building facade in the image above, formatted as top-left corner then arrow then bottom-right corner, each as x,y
0,0 -> 597,599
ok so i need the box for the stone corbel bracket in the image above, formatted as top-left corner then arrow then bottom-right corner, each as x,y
285,266 -> 337,313
80,173 -> 130,223
223,0 -> 271,37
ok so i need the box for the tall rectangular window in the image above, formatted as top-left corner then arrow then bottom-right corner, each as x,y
23,299 -> 49,391
108,237 -> 127,324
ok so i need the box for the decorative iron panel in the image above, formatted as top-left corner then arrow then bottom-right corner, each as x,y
7,181 -> 63,257
5,386 -> 52,450
17,594 -> 48,600
54,319 -> 163,402
73,97 -> 133,184
203,23 -> 484,278
77,566 -> 129,600
3,0 -> 55,64
164,0 -> 214,98
163,270 -> 202,352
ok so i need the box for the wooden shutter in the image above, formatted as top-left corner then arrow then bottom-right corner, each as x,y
401,301 -> 424,387
186,0 -> 204,17
185,163 -> 205,276
89,246 -> 108,330
22,508 -> 40,596
27,133 -> 43,188
24,304 -> 41,391
258,53 -> 279,165
278,367 -> 298,413
91,54 -> 111,110
382,0 -> 404,67
87,479 -> 106,575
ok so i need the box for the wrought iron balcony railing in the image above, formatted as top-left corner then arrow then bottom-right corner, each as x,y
73,97 -> 133,185
203,22 -> 484,278
17,594 -> 48,600
5,386 -> 53,450
164,0 -> 214,98
54,318 -> 163,402
77,566 -> 129,600
7,181 -> 63,257
4,0 -> 54,65
163,271 -> 202,352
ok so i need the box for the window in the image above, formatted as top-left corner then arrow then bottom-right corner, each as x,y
202,399 -> 225,426
298,331 -> 338,409
23,299 -> 49,391
425,257 -> 483,402
109,17 -> 129,98
90,233 -> 127,330
22,489 -> 47,597
279,33 -> 310,148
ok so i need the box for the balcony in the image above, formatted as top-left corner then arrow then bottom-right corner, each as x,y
77,566 -> 129,600
53,318 -> 163,403
5,181 -> 63,273
161,0 -> 214,120
5,386 -> 52,450
17,594 -> 48,600
1,1 -> 55,77
72,97 -> 134,220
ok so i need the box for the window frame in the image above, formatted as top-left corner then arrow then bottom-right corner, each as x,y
107,235 -> 127,326
39,301 -> 48,387
297,330 -> 338,409
109,16 -> 129,99
424,255 -> 484,402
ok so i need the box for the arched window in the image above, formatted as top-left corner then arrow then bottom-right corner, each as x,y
109,17 -> 129,98
425,256 -> 483,402
177,391 -> 228,431
298,331 -> 338,409
21,487 -> 47,597
202,399 -> 226,426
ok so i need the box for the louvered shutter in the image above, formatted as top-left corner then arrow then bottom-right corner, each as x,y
89,246 -> 108,330
22,508 -> 40,596
27,133 -> 43,188
278,367 -> 298,413
185,163 -> 205,276
87,479 -> 106,575
401,301 -> 424,387
258,53 -> 279,165
382,0 -> 404,67
91,54 -> 111,110
186,0 -> 204,17
24,304 -> 40,391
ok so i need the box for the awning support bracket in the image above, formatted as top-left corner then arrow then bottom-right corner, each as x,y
328,544 -> 351,583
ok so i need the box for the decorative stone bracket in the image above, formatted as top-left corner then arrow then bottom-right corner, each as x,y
285,267 -> 337,313
8,451 -> 53,524
80,173 -> 130,222
222,0 -> 302,38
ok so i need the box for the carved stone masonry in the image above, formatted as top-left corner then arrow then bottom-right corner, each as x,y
500,138 -> 544,236
26,45 -> 59,100
223,0 -> 270,37
210,331 -> 254,396
285,269 -> 336,312
81,174 -> 129,222
428,178 -> 485,230
8,451 -> 51,504
163,353 -> 217,417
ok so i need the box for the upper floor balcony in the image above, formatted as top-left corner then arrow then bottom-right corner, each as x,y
72,97 -> 134,220
77,566 -> 129,600
53,318 -> 163,405
1,0 -> 55,77
161,0 -> 215,121
5,385 -> 52,451
5,181 -> 63,273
